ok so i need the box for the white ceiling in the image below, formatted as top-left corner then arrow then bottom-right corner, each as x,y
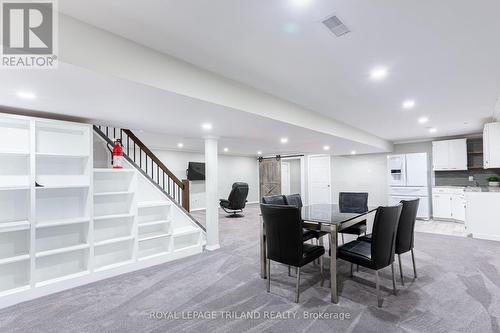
59,0 -> 500,141
0,63 -> 377,156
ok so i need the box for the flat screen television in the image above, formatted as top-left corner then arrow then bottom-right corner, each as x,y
187,162 -> 205,180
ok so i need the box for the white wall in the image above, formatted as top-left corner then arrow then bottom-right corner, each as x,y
152,149 -> 259,210
331,154 -> 389,207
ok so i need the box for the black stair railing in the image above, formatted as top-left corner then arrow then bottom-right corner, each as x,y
94,125 -> 192,214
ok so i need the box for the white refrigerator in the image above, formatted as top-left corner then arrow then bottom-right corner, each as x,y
387,153 -> 431,219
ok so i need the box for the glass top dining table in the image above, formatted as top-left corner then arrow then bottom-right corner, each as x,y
260,203 -> 378,304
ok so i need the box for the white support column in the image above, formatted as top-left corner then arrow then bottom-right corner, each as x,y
205,136 -> 220,250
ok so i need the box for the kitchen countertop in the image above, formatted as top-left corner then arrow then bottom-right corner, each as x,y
465,186 -> 500,193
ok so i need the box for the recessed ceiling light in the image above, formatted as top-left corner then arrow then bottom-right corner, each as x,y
201,123 -> 212,130
17,91 -> 36,99
257,151 -> 262,155
223,147 -> 229,152
323,145 -> 330,151
428,128 -> 437,133
418,117 -> 429,124
370,67 -> 388,81
282,23 -> 299,33
177,143 -> 184,148
351,150 -> 357,155
280,137 -> 288,144
402,100 -> 416,109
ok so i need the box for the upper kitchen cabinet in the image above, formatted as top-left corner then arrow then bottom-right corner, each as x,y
483,122 -> 500,169
432,139 -> 467,171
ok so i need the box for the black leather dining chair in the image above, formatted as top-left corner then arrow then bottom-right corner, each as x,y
337,204 -> 402,307
284,193 -> 303,208
260,204 -> 325,303
359,199 -> 419,285
262,194 -> 286,205
338,192 -> 369,243
219,182 -> 249,216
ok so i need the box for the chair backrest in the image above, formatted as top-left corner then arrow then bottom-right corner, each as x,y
227,182 -> 249,209
285,194 -> 303,208
262,194 -> 286,205
396,199 -> 420,254
371,205 -> 403,269
260,204 -> 303,266
339,192 -> 368,213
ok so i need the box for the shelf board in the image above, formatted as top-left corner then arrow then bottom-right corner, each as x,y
0,220 -> 30,232
0,151 -> 29,156
0,186 -> 30,191
174,244 -> 201,253
94,213 -> 134,221
36,152 -> 89,158
467,151 -> 484,154
94,260 -> 134,273
94,191 -> 134,197
173,226 -> 200,237
138,201 -> 170,209
139,231 -> 171,242
94,235 -> 134,247
138,220 -> 170,228
36,217 -> 89,228
35,243 -> 90,258
0,285 -> 31,298
35,184 -> 90,190
93,168 -> 135,173
0,254 -> 30,265
36,271 -> 90,288
138,252 -> 169,261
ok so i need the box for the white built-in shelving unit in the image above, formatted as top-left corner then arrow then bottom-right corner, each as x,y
0,113 -> 203,308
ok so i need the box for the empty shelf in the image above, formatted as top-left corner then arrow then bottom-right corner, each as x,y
94,191 -> 134,196
0,151 -> 29,156
0,186 -> 29,191
36,152 -> 89,158
94,236 -> 134,247
93,168 -> 135,173
138,201 -> 170,208
139,231 -> 171,242
36,217 -> 89,228
138,220 -> 169,228
35,184 -> 90,190
94,260 -> 134,272
94,213 -> 134,221
35,271 -> 90,288
36,243 -> 90,258
173,226 -> 200,236
0,220 -> 30,232
0,254 -> 30,265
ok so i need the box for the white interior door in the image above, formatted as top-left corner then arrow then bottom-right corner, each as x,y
308,155 -> 331,204
281,162 -> 290,195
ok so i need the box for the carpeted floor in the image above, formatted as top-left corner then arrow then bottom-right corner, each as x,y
1,204 -> 500,333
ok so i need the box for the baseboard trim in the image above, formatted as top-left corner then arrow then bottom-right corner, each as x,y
472,233 -> 500,242
190,201 -> 259,212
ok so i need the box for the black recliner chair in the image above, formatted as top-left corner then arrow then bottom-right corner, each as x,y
261,204 -> 325,303
337,204 -> 402,307
219,182 -> 249,217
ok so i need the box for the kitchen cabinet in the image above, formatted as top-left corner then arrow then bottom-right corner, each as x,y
483,122 -> 500,169
432,188 -> 466,222
432,139 -> 467,171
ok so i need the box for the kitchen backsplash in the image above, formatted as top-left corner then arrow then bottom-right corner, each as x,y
435,169 -> 500,186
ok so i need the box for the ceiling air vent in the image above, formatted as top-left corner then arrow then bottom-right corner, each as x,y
322,15 -> 350,37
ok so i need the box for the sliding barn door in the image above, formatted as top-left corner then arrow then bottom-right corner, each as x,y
259,159 -> 281,201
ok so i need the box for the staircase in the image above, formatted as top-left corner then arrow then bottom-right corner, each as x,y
93,125 -> 205,232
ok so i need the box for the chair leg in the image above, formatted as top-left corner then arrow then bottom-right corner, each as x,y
319,256 -> 325,287
356,264 -> 359,272
341,234 -> 345,244
391,263 -> 397,295
375,270 -> 382,307
411,248 -> 418,279
295,267 -> 301,303
288,265 -> 292,277
398,254 -> 405,286
267,260 -> 271,292
350,263 -> 354,277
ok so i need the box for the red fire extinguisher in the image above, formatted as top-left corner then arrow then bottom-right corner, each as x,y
112,139 -> 124,169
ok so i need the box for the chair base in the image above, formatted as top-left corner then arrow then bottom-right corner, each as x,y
221,207 -> 244,217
